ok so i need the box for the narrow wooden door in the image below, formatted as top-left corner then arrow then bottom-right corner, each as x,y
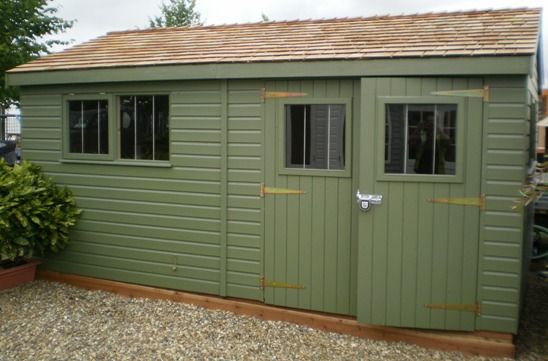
263,79 -> 357,316
357,77 -> 483,331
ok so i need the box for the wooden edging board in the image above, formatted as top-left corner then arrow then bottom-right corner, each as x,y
37,270 -> 514,358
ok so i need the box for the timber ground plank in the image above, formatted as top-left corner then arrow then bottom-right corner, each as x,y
37,270 -> 514,358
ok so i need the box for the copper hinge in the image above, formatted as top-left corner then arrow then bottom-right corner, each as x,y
259,182 -> 305,197
428,194 -> 486,211
260,88 -> 307,102
426,302 -> 481,316
259,275 -> 305,289
430,85 -> 489,102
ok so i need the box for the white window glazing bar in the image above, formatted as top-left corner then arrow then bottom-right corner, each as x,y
80,101 -> 84,153
327,105 -> 331,170
403,104 -> 408,174
303,106 -> 307,168
134,96 -> 137,160
152,96 -> 156,160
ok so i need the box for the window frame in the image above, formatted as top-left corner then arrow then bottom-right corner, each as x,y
117,93 -> 171,163
277,97 -> 352,178
62,94 -> 116,161
377,96 -> 465,183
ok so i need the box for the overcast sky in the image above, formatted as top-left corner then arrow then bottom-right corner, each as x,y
46,0 -> 547,85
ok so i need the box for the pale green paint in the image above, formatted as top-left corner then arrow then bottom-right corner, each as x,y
7,56 -> 533,86
18,72 -> 533,334
357,77 -> 483,331
263,79 -> 357,316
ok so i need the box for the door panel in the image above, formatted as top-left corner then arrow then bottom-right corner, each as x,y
357,77 -> 483,331
263,79 -> 356,316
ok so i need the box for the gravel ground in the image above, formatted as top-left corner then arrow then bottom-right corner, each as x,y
0,278 -> 543,361
515,271 -> 548,361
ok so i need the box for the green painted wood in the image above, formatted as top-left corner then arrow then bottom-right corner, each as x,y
7,56 -> 532,86
358,77 -> 483,331
263,79 -> 356,315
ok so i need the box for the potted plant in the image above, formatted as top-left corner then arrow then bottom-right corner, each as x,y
0,160 -> 81,290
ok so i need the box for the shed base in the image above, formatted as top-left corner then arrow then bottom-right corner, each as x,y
36,270 -> 514,358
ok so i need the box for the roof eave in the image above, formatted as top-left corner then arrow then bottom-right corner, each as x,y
6,56 -> 535,87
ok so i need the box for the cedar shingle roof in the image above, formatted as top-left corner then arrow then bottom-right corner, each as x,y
9,7 -> 541,73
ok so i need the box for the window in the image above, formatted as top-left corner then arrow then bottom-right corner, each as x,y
68,100 -> 108,154
285,104 -> 346,170
120,95 -> 169,160
385,104 -> 457,175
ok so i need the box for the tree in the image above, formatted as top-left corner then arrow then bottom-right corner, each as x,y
149,0 -> 202,28
0,0 -> 73,110
261,13 -> 270,22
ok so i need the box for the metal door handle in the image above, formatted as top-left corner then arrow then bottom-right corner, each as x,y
356,190 -> 383,212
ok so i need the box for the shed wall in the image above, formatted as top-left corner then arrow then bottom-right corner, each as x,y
20,80 -> 266,301
477,76 -> 530,333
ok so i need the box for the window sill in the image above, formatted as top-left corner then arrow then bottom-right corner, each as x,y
60,159 -> 172,168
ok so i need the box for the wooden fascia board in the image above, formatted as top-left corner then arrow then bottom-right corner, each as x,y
6,56 -> 533,87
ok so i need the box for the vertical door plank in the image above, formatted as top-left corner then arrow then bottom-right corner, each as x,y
401,182 -> 419,327
386,181 -> 404,325
336,178 -> 352,314
323,177 -> 339,312
311,177 -> 326,311
298,176 -> 313,309
286,175 -> 301,308
415,182 -> 434,328
430,182 -> 450,329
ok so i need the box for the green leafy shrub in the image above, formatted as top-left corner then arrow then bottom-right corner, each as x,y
0,160 -> 82,261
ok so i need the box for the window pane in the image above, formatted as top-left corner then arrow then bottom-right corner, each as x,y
120,96 -> 135,159
120,95 -> 169,160
285,104 -> 345,170
99,100 -> 109,154
69,101 -> 83,153
385,104 -> 457,175
136,96 -> 153,160
154,96 -> 170,160
82,100 -> 99,154
68,100 -> 108,155
285,105 -> 308,168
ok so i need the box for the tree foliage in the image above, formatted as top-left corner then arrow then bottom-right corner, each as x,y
149,0 -> 202,28
0,0 -> 73,109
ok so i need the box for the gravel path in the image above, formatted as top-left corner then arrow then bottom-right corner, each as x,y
0,279 -> 539,361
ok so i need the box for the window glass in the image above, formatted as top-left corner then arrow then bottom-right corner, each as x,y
68,100 -> 108,154
285,104 -> 345,170
385,104 -> 456,175
120,95 -> 169,160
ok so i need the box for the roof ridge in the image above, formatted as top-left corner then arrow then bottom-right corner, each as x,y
106,7 -> 542,36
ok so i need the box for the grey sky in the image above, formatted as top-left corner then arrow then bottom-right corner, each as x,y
48,0 -> 547,85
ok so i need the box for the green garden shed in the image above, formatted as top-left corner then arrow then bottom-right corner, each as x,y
6,8 -> 543,338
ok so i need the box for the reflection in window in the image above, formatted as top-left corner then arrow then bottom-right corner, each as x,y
385,104 -> 456,175
69,100 -> 108,154
120,95 -> 169,160
285,104 -> 345,170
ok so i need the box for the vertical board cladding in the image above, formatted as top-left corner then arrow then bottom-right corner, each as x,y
263,79 -> 359,316
477,76 -> 529,333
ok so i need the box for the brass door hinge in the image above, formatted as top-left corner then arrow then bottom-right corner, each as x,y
259,182 -> 305,197
430,85 -> 489,102
428,194 -> 486,211
260,88 -> 307,102
259,275 -> 305,289
426,302 -> 481,316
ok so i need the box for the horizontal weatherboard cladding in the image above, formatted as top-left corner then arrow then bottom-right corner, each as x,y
22,80 -> 264,298
477,76 -> 529,333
